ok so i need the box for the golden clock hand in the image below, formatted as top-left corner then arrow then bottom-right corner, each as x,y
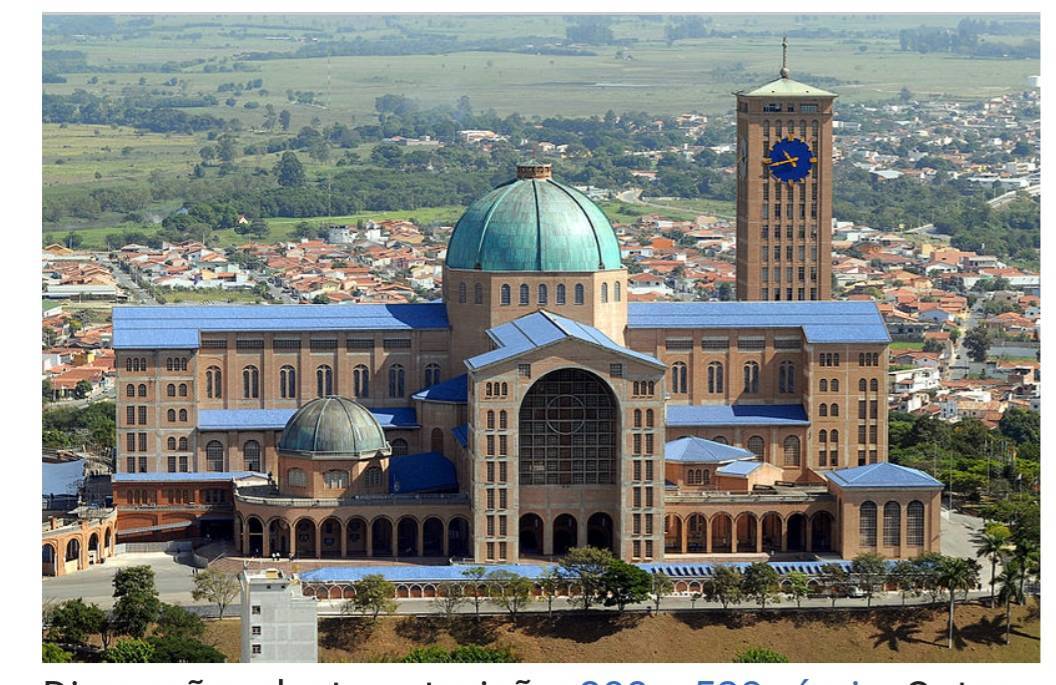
769,157 -> 799,167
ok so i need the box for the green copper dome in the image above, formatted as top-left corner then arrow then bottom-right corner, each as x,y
278,396 -> 390,459
446,164 -> 622,273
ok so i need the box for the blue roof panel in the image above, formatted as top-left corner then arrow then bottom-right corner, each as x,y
371,407 -> 419,429
113,471 -> 265,483
412,374 -> 468,403
666,404 -> 809,427
716,460 -> 764,477
452,424 -> 468,448
627,301 -> 890,344
664,436 -> 754,463
197,407 -> 418,431
113,303 -> 449,349
825,462 -> 943,489
388,452 -> 457,494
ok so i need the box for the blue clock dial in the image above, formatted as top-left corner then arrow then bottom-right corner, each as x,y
767,137 -> 815,182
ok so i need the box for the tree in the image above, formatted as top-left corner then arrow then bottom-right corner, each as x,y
104,638 -> 155,663
191,568 -> 240,619
42,642 -> 73,663
147,635 -> 226,663
651,572 -> 674,613
110,566 -> 160,638
740,562 -> 780,609
47,598 -> 106,646
274,151 -> 306,188
784,571 -> 810,608
600,559 -> 652,612
888,559 -> 918,606
72,379 -> 93,399
734,646 -> 789,663
998,408 -> 1040,446
706,564 -> 742,609
963,326 -> 991,363
278,109 -> 291,131
936,555 -> 981,648
851,553 -> 888,607
716,281 -> 733,301
823,563 -> 849,608
154,603 -> 204,639
972,525 -> 1011,604
558,546 -> 615,610
461,566 -> 488,620
996,560 -> 1027,645
487,570 -> 533,622
432,584 -> 467,621
343,574 -> 397,622
537,566 -> 562,620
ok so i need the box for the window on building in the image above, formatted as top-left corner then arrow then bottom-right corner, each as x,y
167,383 -> 176,398
474,282 -> 484,304
388,364 -> 405,398
671,362 -> 687,394
556,283 -> 566,305
614,282 -> 621,301
178,383 -> 188,397
883,501 -> 901,546
601,282 -> 608,303
323,469 -> 349,489
353,365 -> 370,398
500,284 -> 511,306
391,439 -> 408,456
831,378 -> 839,392
243,440 -> 261,472
205,441 -> 224,472
424,363 -> 441,388
205,367 -> 221,399
907,501 -> 925,546
538,283 -> 548,305
279,365 -> 296,399
743,362 -> 760,393
859,501 -> 877,547
499,410 -> 507,430
364,466 -> 382,488
707,362 -> 724,393
242,366 -> 259,399
519,283 -> 529,305
747,436 -> 765,458
316,365 -> 333,397
458,282 -> 467,304
830,403 -> 839,417
779,361 -> 795,393
782,436 -> 801,466
286,468 -> 307,487
819,379 -> 828,392
179,437 -> 188,451
574,283 -> 585,305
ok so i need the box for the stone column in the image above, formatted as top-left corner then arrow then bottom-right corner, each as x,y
755,517 -> 763,553
805,517 -> 814,552
705,517 -> 712,554
366,522 -> 373,558
780,516 -> 788,552
262,526 -> 270,558
314,522 -> 322,559
680,517 -> 688,554
442,521 -> 450,557
340,522 -> 347,558
417,519 -> 425,558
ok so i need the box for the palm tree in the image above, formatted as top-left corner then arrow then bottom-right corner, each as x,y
996,560 -> 1027,645
936,556 -> 981,649
972,526 -> 1010,604
1010,541 -> 1039,603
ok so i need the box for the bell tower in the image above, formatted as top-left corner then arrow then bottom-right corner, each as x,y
735,38 -> 836,301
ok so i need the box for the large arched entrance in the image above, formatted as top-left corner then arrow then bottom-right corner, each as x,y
423,517 -> 445,556
811,511 -> 834,552
519,368 -> 619,486
346,518 -> 367,557
88,533 -> 100,564
519,514 -> 544,556
711,514 -> 733,553
553,514 -> 578,555
665,515 -> 683,553
687,514 -> 707,552
320,517 -> 342,558
42,544 -> 56,576
735,513 -> 757,553
247,517 -> 264,556
397,518 -> 419,557
447,517 -> 470,558
761,513 -> 782,553
65,539 -> 80,570
269,519 -> 290,557
786,513 -> 807,552
587,512 -> 615,552
294,519 -> 316,558
371,518 -> 393,557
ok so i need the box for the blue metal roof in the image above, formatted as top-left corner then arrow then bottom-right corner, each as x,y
467,310 -> 665,371
389,452 -> 457,494
112,303 -> 449,349
452,424 -> 468,448
664,436 -> 754,463
43,459 -> 84,497
112,471 -> 265,483
627,301 -> 890,344
825,462 -> 943,489
716,460 -> 764,477
666,403 -> 809,427
412,374 -> 468,403
197,407 -> 418,431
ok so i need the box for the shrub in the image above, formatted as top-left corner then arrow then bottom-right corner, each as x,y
42,642 -> 73,663
733,646 -> 789,663
105,638 -> 155,663
400,645 -> 518,663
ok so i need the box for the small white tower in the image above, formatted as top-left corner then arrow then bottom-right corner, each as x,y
239,568 -> 318,663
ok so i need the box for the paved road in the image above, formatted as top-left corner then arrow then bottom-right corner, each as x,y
100,254 -> 158,305
615,189 -> 734,219
42,552 -> 199,609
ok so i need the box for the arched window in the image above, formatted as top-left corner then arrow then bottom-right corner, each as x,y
166,358 -> 174,372
574,283 -> 585,305
743,362 -> 760,393
870,378 -> 879,391
500,284 -> 511,306
431,427 -> 444,453
633,409 -> 642,428
859,353 -> 866,366
883,501 -> 901,546
167,437 -> 177,450
364,466 -> 383,488
556,284 -> 567,305
206,367 -> 221,399
458,282 -> 467,304
859,378 -> 867,392
178,437 -> 188,451
747,436 -> 765,457
279,365 -> 296,399
243,440 -> 261,472
907,501 -> 925,546
830,403 -> 839,417
316,365 -> 333,397
126,358 -> 133,372
353,365 -> 369,398
818,430 -> 827,465
286,467 -> 307,487
391,439 -> 409,456
779,361 -> 795,393
167,408 -> 176,421
671,362 -> 687,394
126,384 -> 135,397
424,363 -> 441,388
499,410 -> 507,429
178,383 -> 188,397
601,283 -> 609,303
324,469 -> 349,489
487,410 -> 495,430
831,378 -> 839,392
646,409 -> 654,428
167,383 -> 176,397
707,362 -> 724,393
138,384 -> 146,397
179,408 -> 187,422
388,364 -> 405,398
819,403 -> 828,417
614,282 -> 621,302
205,441 -> 225,472
782,436 -> 801,466
712,436 -> 728,445
859,501 -> 877,547
538,283 -> 548,305
474,282 -> 483,304
819,379 -> 828,392
242,366 -> 259,399
519,283 -> 530,305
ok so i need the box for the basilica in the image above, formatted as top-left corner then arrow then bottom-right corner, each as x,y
108,65 -> 942,567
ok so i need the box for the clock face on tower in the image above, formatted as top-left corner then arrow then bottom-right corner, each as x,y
766,137 -> 816,183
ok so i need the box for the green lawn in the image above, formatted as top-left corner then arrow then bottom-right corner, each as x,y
154,288 -> 265,304
889,341 -> 925,351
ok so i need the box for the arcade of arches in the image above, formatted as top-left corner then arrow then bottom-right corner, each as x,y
518,511 -> 617,557
663,509 -> 835,555
42,512 -> 118,577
